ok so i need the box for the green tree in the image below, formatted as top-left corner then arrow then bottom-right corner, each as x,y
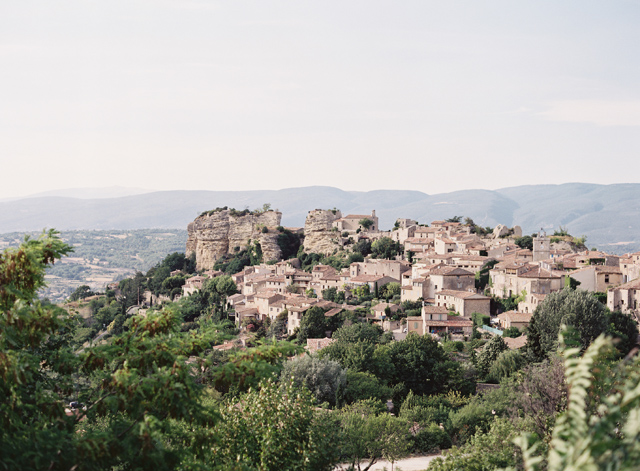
379,282 -> 401,301
0,231 -> 229,470
339,402 -> 411,471
606,310 -> 639,356
387,333 -> 451,396
69,284 -> 95,301
526,289 -> 609,361
266,309 -> 289,340
488,349 -> 526,382
371,237 -> 401,260
428,418 -> 523,471
344,370 -> 394,405
277,228 -> 301,260
214,379 -> 340,471
297,306 -> 327,342
514,235 -> 534,250
352,239 -> 372,257
281,354 -> 347,406
359,218 -> 374,230
503,326 -> 522,338
202,275 -> 238,320
476,335 -> 509,379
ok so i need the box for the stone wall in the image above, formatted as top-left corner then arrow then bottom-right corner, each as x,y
186,210 -> 282,270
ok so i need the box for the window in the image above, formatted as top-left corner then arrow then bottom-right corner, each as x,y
605,275 -> 610,283
413,322 -> 419,329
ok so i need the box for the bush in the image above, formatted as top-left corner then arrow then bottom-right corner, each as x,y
487,349 -> 525,382
281,354 -> 347,406
344,370 -> 393,405
448,387 -> 514,444
502,326 -> 521,338
412,422 -> 452,453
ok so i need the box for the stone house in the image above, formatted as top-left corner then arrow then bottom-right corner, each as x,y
620,257 -> 640,284
235,306 -> 259,327
489,263 -> 564,299
406,316 -> 424,335
333,210 -> 379,232
349,259 -> 411,282
182,275 -> 207,297
434,237 -> 457,255
306,337 -> 334,353
404,237 -> 433,253
421,305 -> 473,336
569,265 -> 624,292
607,279 -> 640,317
242,274 -> 271,295
347,275 -> 397,294
401,266 -> 475,302
496,311 -> 532,330
371,302 -> 401,319
283,269 -> 313,290
264,275 -> 287,293
518,292 -> 547,314
254,291 -> 285,317
429,267 -> 475,294
391,224 -> 417,244
434,290 -> 491,317
401,277 -> 428,302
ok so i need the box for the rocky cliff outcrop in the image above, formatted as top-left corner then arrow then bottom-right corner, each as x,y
302,209 -> 343,255
186,210 -> 282,270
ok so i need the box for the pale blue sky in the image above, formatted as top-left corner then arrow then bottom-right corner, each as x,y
1,1 -> 639,198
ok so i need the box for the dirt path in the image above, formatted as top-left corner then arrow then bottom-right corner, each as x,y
336,454 -> 441,471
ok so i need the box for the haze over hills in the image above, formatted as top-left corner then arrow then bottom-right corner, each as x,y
1,183 -> 639,254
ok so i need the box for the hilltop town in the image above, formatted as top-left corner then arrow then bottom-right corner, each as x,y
175,206 -> 640,347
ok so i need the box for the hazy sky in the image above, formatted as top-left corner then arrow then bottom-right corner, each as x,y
2,1 -> 640,199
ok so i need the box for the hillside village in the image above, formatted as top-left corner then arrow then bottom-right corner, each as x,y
173,207 -> 640,349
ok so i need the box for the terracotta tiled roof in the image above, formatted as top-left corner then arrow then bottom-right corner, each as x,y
430,267 -> 474,276
497,311 -> 532,323
424,319 -> 473,327
324,308 -> 343,317
610,278 -> 640,291
422,305 -> 449,314
504,335 -> 528,349
436,290 -> 487,299
519,267 -> 561,279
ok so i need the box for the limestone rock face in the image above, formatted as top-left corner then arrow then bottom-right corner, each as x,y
303,209 -> 343,255
492,224 -> 510,239
186,210 -> 282,270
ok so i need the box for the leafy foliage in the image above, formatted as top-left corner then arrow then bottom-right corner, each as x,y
281,354 -> 346,406
213,379 -> 339,471
503,330 -> 640,471
526,288 -> 609,361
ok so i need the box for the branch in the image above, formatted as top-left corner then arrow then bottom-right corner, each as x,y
118,411 -> 146,439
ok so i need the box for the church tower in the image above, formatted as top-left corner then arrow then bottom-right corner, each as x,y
533,230 -> 550,262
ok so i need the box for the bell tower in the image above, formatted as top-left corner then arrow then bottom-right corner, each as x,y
533,229 -> 550,262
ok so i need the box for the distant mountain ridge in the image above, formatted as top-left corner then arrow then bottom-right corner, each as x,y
1,184 -> 638,254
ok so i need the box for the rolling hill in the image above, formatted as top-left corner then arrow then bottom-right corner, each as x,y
1,184 -> 638,254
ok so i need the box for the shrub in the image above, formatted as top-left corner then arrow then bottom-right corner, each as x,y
280,354 -> 347,407
412,422 -> 452,453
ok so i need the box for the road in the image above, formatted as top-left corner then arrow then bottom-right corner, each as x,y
336,454 -> 441,471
